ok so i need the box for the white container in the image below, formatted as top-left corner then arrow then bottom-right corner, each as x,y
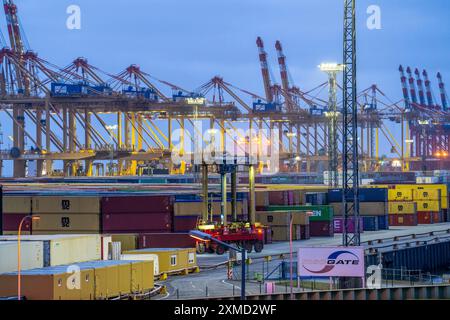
0,241 -> 44,274
120,254 -> 160,276
0,234 -> 101,267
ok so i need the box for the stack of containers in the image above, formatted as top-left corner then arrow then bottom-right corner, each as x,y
2,196 -> 32,235
256,211 -> 310,241
110,233 -> 196,251
0,260 -> 154,300
395,184 -> 448,223
267,205 -> 334,237
267,190 -> 302,206
388,188 -> 418,226
32,196 -> 101,234
414,188 -> 442,224
101,195 -> 174,234
328,188 -> 389,231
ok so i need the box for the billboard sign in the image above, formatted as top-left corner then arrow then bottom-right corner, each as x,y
298,247 -> 365,277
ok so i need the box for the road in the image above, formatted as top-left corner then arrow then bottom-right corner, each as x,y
154,222 -> 450,300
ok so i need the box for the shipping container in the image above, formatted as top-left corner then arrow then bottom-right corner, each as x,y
0,260 -> 154,300
0,241 -> 44,274
123,248 -> 197,275
0,234 -> 101,267
138,233 -> 196,249
328,188 -> 387,203
388,202 -> 417,215
174,201 -> 246,217
32,196 -> 101,214
31,213 -> 101,233
267,205 -> 333,222
362,216 -> 379,231
102,212 -> 172,233
256,211 -> 309,226
415,200 -> 441,212
2,196 -> 32,214
101,196 -> 173,214
110,234 -> 138,251
388,214 -> 418,226
256,191 -> 269,207
413,189 -> 441,201
333,217 -> 364,233
388,189 -> 413,201
395,184 -> 448,209
377,215 -> 389,230
264,226 -> 272,244
309,221 -> 334,237
173,214 -> 247,232
121,253 -> 160,276
270,225 -> 304,242
330,202 -> 387,216
417,212 -> 433,224
2,213 -> 31,232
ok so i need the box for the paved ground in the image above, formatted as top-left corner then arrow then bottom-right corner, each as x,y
153,223 -> 450,300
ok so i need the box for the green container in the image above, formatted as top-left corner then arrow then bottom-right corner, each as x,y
268,205 -> 333,222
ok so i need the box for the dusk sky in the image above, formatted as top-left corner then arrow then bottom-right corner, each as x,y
1,0 -> 449,175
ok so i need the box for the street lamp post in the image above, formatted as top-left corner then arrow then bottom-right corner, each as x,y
17,215 -> 40,300
189,230 -> 247,300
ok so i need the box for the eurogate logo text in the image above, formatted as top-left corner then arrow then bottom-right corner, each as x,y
298,247 -> 365,278
302,250 -> 360,274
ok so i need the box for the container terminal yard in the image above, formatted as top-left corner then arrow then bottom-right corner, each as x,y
0,0 -> 449,306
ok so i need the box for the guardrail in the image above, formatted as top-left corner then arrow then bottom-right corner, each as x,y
204,284 -> 450,300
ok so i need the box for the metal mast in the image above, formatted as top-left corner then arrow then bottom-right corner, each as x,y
342,0 -> 360,246
320,63 -> 344,187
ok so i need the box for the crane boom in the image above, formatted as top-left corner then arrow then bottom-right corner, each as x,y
422,70 -> 434,107
415,68 -> 426,106
256,37 -> 273,103
399,65 -> 410,109
437,72 -> 448,111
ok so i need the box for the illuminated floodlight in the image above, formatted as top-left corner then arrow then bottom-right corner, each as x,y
319,63 -> 345,72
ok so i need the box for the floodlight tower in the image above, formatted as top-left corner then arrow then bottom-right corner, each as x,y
319,63 -> 344,187
342,0 -> 360,247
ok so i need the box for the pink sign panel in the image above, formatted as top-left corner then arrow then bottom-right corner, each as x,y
298,247 -> 365,277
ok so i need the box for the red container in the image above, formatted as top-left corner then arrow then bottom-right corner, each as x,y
102,212 -> 172,233
333,217 -> 364,234
101,195 -> 173,214
138,233 -> 196,249
309,221 -> 334,237
388,214 -> 418,226
269,191 -> 288,205
432,211 -> 442,223
418,212 -> 433,224
3,214 -> 31,232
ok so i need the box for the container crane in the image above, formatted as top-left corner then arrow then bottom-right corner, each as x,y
407,67 -> 418,105
437,72 -> 448,111
415,68 -> 426,106
423,70 -> 435,108
399,65 -> 411,109
342,0 -> 360,247
256,37 -> 273,103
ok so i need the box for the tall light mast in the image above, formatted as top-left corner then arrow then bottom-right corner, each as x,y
319,63 -> 344,188
342,0 -> 360,247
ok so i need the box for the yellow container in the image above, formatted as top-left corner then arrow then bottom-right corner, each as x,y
388,202 -> 417,215
256,211 -> 309,225
3,196 -> 32,214
388,189 -> 413,201
130,260 -> 154,293
416,200 -> 441,212
110,234 -> 138,252
395,184 -> 448,209
124,248 -> 196,274
32,213 -> 101,233
80,269 -> 95,300
32,196 -> 101,214
413,189 -> 441,201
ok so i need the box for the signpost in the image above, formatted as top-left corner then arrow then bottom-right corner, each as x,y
298,247 -> 365,288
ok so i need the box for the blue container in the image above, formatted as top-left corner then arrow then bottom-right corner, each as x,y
362,216 -> 379,231
377,215 -> 389,230
328,188 -> 387,203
